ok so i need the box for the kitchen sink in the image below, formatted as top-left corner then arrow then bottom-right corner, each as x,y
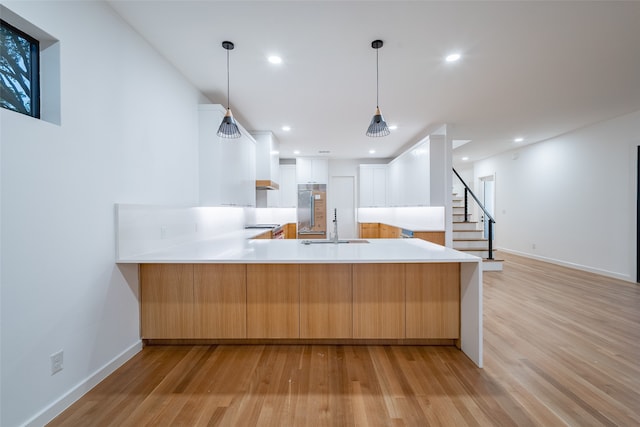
300,239 -> 369,245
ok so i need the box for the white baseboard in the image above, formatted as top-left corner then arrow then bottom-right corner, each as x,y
499,247 -> 633,283
24,340 -> 143,427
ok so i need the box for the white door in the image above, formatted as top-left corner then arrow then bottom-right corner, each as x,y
329,176 -> 356,239
479,175 -> 495,239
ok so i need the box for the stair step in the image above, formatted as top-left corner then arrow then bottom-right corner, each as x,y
453,230 -> 484,238
455,248 -> 498,258
453,239 -> 491,250
453,221 -> 480,231
482,259 -> 504,271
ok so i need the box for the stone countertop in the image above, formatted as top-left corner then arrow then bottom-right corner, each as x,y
117,237 -> 480,264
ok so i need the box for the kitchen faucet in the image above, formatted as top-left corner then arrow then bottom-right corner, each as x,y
332,208 -> 339,243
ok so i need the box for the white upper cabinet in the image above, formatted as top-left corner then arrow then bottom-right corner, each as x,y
252,131 -> 280,207
279,164 -> 297,208
296,158 -> 328,184
359,164 -> 387,207
387,140 -> 430,207
252,131 -> 280,186
198,105 -> 256,207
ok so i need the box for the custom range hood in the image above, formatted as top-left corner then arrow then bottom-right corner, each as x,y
256,180 -> 280,190
252,131 -> 280,191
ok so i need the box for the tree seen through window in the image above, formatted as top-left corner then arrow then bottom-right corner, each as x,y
1,19 -> 40,118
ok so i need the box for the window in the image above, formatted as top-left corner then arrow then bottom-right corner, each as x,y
1,18 -> 40,118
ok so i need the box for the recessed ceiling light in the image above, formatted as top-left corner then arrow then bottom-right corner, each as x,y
388,125 -> 398,130
369,149 -> 376,154
268,55 -> 282,64
462,156 -> 469,161
281,125 -> 291,131
293,150 -> 300,155
445,53 -> 461,63
514,137 -> 524,143
270,150 -> 279,155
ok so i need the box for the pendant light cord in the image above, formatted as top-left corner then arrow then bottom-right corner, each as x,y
226,48 -> 230,110
376,47 -> 379,108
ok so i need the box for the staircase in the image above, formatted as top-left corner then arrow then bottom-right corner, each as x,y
452,195 -> 503,271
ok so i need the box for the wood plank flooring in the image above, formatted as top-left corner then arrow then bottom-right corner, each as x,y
48,253 -> 640,426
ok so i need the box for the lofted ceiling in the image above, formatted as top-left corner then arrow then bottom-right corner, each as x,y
107,0 -> 640,165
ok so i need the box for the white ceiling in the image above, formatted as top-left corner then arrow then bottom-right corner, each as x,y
107,0 -> 640,165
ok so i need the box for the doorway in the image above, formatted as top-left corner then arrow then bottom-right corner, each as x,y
637,146 -> 639,283
479,175 -> 496,240
329,176 -> 356,239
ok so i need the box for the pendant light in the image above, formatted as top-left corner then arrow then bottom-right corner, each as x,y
366,39 -> 390,137
217,41 -> 241,139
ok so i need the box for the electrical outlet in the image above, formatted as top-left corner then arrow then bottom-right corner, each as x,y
51,350 -> 63,375
160,226 -> 167,239
532,243 -> 537,250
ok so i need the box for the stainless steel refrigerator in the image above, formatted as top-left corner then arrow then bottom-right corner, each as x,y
297,184 -> 327,238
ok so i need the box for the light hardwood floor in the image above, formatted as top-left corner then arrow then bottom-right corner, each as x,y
49,253 -> 640,426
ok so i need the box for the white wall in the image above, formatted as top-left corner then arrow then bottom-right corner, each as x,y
474,110 -> 640,282
0,2 -> 202,426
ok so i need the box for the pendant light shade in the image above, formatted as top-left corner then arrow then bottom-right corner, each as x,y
366,40 -> 390,137
217,41 -> 241,139
218,108 -> 241,138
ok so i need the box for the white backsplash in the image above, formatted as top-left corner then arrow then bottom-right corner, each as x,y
116,204 -> 246,260
254,208 -> 296,225
357,206 -> 445,230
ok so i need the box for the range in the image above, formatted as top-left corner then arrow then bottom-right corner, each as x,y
244,224 -> 284,239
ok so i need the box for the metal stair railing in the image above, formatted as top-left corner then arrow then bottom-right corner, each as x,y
452,168 -> 496,260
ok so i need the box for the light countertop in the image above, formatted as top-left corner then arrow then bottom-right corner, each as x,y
117,237 -> 480,264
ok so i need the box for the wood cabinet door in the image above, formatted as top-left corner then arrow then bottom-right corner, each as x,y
353,264 -> 405,338
379,224 -> 399,238
406,263 -> 460,339
193,265 -> 246,338
286,223 -> 297,239
140,264 -> 194,339
413,231 -> 445,246
359,223 -> 379,239
247,264 -> 300,338
300,264 -> 352,338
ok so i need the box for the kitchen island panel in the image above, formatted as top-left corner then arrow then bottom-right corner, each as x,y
247,264 -> 300,338
353,264 -> 405,339
140,264 -> 194,339
406,263 -> 460,339
300,264 -> 353,338
193,264 -> 246,338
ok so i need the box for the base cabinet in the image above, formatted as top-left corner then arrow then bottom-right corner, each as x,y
194,265 -> 246,338
353,264 -> 405,338
140,262 -> 461,341
285,223 -> 297,239
358,223 -> 444,245
359,223 -> 380,239
300,264 -> 352,338
413,231 -> 445,246
247,264 -> 300,338
379,224 -> 400,238
406,264 -> 460,339
141,264 -> 194,339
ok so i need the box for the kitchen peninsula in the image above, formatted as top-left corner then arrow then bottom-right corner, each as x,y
117,227 -> 482,367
